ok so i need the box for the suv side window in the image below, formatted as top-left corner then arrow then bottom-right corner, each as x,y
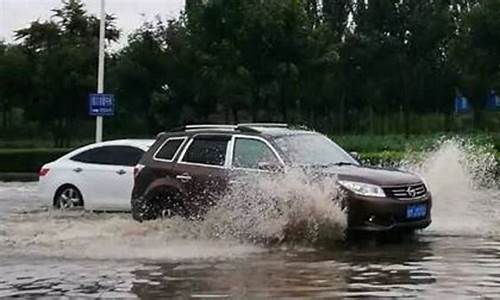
155,138 -> 186,161
233,138 -> 280,169
182,136 -> 229,167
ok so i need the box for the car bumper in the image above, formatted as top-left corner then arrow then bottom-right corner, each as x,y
346,193 -> 432,232
38,177 -> 55,207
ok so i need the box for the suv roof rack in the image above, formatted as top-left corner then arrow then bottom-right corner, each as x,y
168,124 -> 236,132
185,124 -> 237,131
168,123 -> 290,133
237,123 -> 288,128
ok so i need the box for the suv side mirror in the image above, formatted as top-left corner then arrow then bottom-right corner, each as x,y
257,162 -> 283,172
350,151 -> 361,161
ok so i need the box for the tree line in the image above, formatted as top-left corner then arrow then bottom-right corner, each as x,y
1,0 -> 500,146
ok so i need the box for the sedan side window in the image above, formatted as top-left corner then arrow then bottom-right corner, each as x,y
182,136 -> 229,167
71,146 -> 144,166
233,138 -> 280,170
71,147 -> 112,165
112,146 -> 145,166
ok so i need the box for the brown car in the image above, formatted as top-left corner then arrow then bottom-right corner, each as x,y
131,124 -> 432,232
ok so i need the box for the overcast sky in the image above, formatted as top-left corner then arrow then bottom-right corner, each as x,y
0,0 -> 184,45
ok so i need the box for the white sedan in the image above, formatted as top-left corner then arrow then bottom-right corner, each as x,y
38,139 -> 154,211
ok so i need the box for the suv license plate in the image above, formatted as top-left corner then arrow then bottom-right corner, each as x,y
407,203 -> 427,219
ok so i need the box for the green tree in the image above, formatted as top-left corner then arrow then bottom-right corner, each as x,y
451,0 -> 500,128
15,0 -> 119,146
0,43 -> 31,132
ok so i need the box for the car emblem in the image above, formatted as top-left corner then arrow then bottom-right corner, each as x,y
407,186 -> 417,198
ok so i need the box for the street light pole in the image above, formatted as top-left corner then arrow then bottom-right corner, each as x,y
96,0 -> 106,143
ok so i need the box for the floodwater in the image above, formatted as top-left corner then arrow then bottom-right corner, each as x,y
1,139 -> 500,299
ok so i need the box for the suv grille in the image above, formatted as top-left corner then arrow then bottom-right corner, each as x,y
384,184 -> 427,200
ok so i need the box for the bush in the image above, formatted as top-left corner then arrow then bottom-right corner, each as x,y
333,133 -> 500,154
0,149 -> 70,173
0,141 -> 498,173
332,134 -> 440,153
359,151 -> 407,166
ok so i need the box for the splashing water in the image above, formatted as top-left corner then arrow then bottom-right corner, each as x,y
200,170 -> 346,244
401,138 -> 500,235
0,170 -> 346,260
0,211 -> 264,261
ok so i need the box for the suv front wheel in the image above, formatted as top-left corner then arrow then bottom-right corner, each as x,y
131,187 -> 186,222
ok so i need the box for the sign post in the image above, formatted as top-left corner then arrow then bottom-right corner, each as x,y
96,0 -> 106,143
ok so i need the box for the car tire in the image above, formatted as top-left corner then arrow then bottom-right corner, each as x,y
132,187 -> 185,222
54,185 -> 84,210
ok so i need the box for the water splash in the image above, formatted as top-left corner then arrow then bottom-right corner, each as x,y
401,138 -> 500,235
201,170 -> 346,244
0,170 -> 346,259
0,211 -> 263,261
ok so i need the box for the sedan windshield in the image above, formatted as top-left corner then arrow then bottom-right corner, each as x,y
273,133 -> 359,167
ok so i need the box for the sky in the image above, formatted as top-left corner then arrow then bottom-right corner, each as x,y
0,0 -> 184,46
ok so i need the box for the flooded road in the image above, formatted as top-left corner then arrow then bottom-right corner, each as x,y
1,140 -> 500,299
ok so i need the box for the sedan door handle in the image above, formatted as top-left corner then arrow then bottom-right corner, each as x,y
73,168 -> 83,173
176,174 -> 192,183
116,169 -> 127,175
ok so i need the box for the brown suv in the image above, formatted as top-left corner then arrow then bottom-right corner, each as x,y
131,124 -> 432,231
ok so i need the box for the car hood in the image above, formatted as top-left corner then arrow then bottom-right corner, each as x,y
309,165 -> 421,187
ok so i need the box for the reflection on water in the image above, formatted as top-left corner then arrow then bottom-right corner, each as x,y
2,235 -> 500,298
1,138 -> 500,298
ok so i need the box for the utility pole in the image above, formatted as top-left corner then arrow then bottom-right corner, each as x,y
96,0 -> 106,143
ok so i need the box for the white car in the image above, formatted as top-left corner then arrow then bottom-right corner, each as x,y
38,139 -> 154,211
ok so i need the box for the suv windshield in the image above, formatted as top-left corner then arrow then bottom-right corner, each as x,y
273,133 -> 359,167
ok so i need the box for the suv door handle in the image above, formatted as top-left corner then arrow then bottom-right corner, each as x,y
116,169 -> 127,175
73,168 -> 83,173
176,174 -> 192,183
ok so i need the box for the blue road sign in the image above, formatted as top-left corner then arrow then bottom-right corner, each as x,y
89,93 -> 115,116
454,96 -> 471,113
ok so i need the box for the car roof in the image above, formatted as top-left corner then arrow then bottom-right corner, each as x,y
249,127 -> 312,137
58,139 -> 155,161
160,124 -> 313,138
93,139 -> 155,150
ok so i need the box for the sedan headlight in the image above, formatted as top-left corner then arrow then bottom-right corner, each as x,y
338,180 -> 386,198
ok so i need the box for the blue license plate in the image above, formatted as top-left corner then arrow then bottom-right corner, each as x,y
406,203 -> 427,219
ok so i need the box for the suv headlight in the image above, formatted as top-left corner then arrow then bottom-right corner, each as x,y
338,180 -> 386,198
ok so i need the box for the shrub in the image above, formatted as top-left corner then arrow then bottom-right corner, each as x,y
0,149 -> 70,173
